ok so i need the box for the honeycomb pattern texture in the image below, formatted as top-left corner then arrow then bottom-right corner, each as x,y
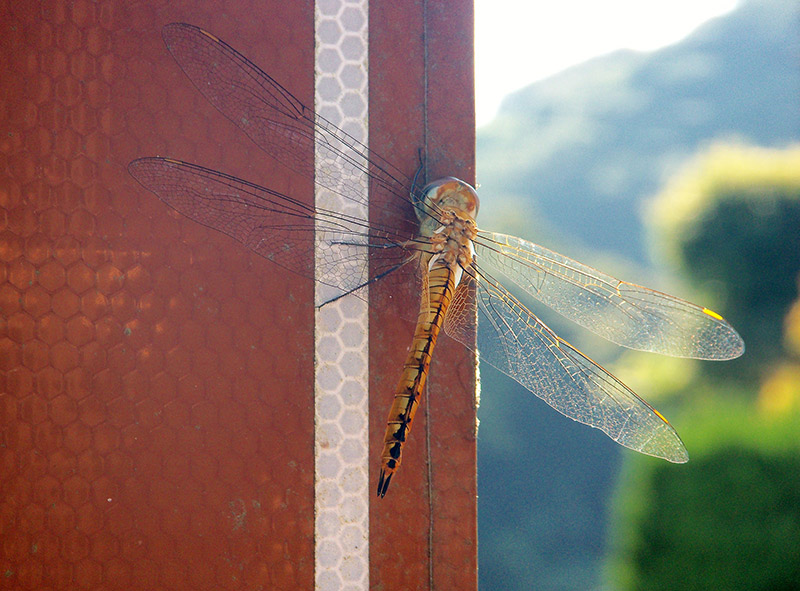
1,2 -> 316,589
313,3 -> 370,590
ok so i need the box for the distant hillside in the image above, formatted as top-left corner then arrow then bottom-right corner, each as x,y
477,0 -> 800,263
476,1 -> 800,590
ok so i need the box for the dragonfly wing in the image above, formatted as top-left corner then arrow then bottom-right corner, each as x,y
161,23 -> 415,222
475,231 -> 744,360
445,272 -> 688,463
442,276 -> 477,347
129,157 -> 412,305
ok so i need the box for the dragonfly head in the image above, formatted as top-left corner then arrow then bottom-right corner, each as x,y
417,177 -> 480,228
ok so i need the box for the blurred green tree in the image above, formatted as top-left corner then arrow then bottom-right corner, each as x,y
607,144 -> 800,591
612,445 -> 800,591
648,144 -> 800,375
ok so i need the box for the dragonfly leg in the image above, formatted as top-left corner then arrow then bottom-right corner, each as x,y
410,147 -> 427,218
316,258 -> 414,308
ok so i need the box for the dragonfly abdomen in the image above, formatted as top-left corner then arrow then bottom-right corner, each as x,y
377,264 -> 457,497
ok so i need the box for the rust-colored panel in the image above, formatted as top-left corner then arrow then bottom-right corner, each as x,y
368,4 -> 429,589
369,1 -> 478,589
2,2 -> 315,590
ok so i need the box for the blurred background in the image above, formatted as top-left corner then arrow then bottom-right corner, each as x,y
473,0 -> 800,589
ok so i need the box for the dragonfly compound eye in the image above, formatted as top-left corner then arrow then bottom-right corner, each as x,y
421,177 -> 480,219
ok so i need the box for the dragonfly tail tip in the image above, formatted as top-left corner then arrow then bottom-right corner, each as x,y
377,470 -> 392,498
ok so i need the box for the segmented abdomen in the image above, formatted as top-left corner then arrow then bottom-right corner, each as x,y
377,264 -> 456,497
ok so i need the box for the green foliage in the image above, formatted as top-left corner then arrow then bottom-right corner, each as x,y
649,144 -> 800,373
608,405 -> 800,591
607,144 -> 800,590
785,281 -> 800,357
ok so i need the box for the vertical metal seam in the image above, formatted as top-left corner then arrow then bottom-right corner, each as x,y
422,0 -> 430,175
421,3 -> 437,589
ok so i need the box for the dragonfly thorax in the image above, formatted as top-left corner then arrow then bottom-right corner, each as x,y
417,178 -> 479,282
425,212 -> 477,295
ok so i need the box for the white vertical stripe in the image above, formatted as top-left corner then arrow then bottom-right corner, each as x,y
314,1 -> 370,591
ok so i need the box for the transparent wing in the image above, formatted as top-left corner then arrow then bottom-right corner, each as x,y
443,279 -> 477,347
475,231 -> 744,360
446,271 -> 688,463
128,157 -> 416,305
161,23 -> 420,225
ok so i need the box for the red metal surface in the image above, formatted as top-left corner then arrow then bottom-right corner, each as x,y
2,0 -> 476,589
2,2 -> 315,589
369,1 -> 477,590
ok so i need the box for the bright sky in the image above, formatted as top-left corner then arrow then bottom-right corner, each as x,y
474,0 -> 740,126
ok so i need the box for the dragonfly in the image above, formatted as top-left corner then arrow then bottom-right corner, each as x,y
129,23 -> 745,498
